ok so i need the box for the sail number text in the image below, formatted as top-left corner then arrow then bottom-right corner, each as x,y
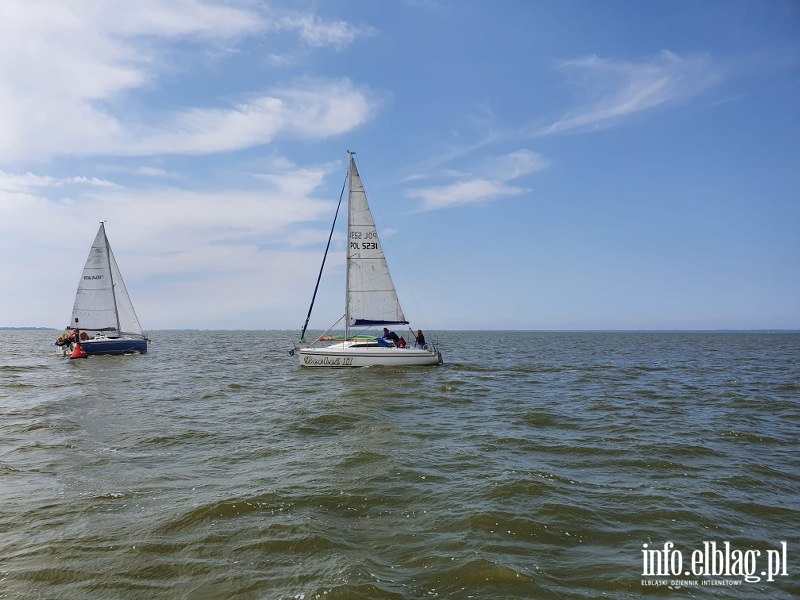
349,231 -> 378,240
350,242 -> 378,250
350,230 -> 379,251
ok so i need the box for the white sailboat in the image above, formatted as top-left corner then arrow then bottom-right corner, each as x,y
55,222 -> 148,356
294,152 -> 442,367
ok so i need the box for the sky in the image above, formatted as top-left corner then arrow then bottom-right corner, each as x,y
1,0 -> 798,331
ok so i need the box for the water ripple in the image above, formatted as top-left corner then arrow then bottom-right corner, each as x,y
1,330 -> 798,599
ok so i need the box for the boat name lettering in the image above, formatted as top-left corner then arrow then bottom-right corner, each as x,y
303,356 -> 354,366
83,275 -> 104,280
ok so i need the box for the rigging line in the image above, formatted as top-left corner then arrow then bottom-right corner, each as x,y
101,222 -> 122,334
299,169 -> 348,343
372,185 -> 433,336
389,234 -> 432,333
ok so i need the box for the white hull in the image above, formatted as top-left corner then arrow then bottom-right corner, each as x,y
298,342 -> 442,367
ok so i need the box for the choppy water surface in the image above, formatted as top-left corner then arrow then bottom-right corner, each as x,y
1,330 -> 798,599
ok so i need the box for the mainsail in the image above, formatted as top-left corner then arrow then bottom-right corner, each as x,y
346,153 -> 408,328
71,223 -> 144,338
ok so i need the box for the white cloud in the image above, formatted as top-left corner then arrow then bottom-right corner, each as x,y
409,179 -> 528,211
136,166 -> 172,178
0,1 -> 380,328
116,79 -> 380,156
541,50 -> 722,135
486,150 -> 550,181
0,158 -> 339,328
255,160 -> 338,197
0,1 -> 257,161
274,13 -> 375,49
406,149 -> 546,211
0,1 -> 378,162
0,171 -> 56,191
64,176 -> 120,188
0,170 -> 119,191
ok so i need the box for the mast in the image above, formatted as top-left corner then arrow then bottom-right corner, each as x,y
101,222 -> 122,334
344,151 -> 355,341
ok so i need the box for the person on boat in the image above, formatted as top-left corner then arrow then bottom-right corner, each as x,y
382,328 -> 400,344
397,337 -> 406,348
414,330 -> 426,347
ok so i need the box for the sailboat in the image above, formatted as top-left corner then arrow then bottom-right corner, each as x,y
56,222 -> 148,356
294,152 -> 442,367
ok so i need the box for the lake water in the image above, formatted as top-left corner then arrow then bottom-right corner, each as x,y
1,330 -> 798,599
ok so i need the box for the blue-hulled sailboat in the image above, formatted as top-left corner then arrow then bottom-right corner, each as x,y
56,223 -> 148,357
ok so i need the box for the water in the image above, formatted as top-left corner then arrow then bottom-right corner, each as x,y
1,330 -> 798,599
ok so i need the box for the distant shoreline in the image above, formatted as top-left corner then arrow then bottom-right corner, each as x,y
2,327 -> 798,334
151,328 -> 799,333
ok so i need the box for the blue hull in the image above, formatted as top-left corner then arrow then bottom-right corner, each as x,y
81,338 -> 148,355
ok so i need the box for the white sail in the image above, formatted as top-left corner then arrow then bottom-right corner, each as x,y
71,223 -> 144,337
346,153 -> 408,327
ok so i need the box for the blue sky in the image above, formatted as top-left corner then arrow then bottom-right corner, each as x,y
1,0 -> 798,331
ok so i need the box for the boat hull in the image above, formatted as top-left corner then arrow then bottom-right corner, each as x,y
82,338 -> 147,355
298,345 -> 441,367
58,337 -> 148,356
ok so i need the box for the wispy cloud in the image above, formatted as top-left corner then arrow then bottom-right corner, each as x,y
486,150 -> 550,181
407,51 -> 722,182
0,171 -> 117,190
120,78 -> 380,156
1,157 -> 335,247
136,166 -> 173,178
540,50 -> 722,135
409,179 -> 528,211
0,171 -> 55,191
64,176 -> 120,188
274,13 -> 375,50
407,149 -> 548,211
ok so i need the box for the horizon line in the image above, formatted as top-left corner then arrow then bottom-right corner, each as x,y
5,327 -> 799,334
